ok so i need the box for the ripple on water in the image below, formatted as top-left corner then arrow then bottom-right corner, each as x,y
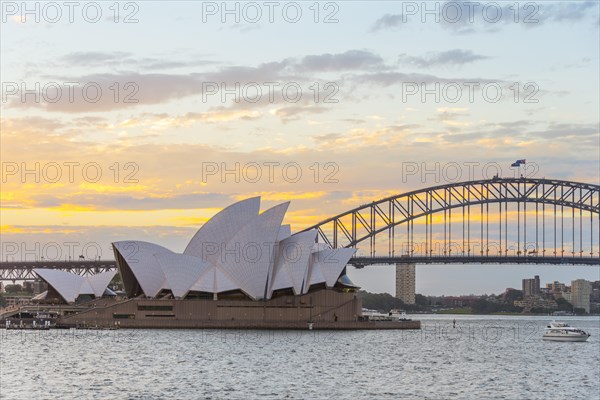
0,317 -> 598,399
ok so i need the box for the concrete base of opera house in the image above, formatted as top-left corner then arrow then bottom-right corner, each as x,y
55,289 -> 421,330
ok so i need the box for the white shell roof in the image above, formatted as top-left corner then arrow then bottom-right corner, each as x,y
113,241 -> 172,298
188,266 -> 240,293
216,202 -> 289,300
184,197 -> 260,264
87,270 -> 118,297
154,253 -> 212,298
277,225 -> 291,241
309,248 -> 356,287
302,248 -> 355,294
269,230 -> 317,297
111,197 -> 354,300
305,259 -> 326,288
34,269 -> 116,303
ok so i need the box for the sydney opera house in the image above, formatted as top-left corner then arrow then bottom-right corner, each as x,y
31,198 -> 419,329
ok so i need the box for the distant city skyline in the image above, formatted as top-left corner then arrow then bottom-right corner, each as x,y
349,264 -> 599,296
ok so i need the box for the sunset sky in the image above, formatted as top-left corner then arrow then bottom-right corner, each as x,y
1,1 -> 599,294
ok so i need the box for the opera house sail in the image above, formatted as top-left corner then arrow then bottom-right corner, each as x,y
33,268 -> 117,304
112,197 -> 356,301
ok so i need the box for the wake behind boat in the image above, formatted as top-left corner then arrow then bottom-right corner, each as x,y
543,321 -> 591,342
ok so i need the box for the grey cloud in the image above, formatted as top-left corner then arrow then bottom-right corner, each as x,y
528,123 -> 599,139
434,109 -> 469,122
371,1 -> 599,34
202,60 -> 300,83
479,120 -> 536,136
6,49 -> 534,116
11,50 -> 389,113
297,50 -> 386,72
543,1 -> 597,22
59,51 -> 217,70
9,72 -> 205,113
62,51 -> 132,65
352,71 -> 498,86
387,124 -> 421,132
32,192 -> 232,211
352,71 -> 439,86
342,118 -> 366,125
275,105 -> 330,121
184,107 -> 263,122
7,59 -> 301,113
439,131 -> 484,143
141,59 -> 217,70
441,121 -> 599,144
1,116 -> 65,131
398,50 -> 489,68
312,133 -> 343,143
370,14 -> 404,32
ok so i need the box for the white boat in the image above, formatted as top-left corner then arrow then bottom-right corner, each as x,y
389,309 -> 412,321
543,321 -> 591,342
360,308 -> 412,322
361,308 -> 392,321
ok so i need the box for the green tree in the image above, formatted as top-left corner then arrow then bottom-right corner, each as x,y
358,291 -> 404,312
109,273 -> 123,290
555,297 -> 573,311
472,298 -> 489,313
4,284 -> 22,293
531,307 -> 554,314
504,289 -> 523,303
471,297 -> 523,314
415,294 -> 428,306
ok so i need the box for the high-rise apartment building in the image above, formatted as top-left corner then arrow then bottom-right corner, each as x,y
396,263 -> 416,304
571,279 -> 592,313
522,275 -> 540,296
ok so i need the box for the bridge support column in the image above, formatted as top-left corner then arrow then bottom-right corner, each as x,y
395,263 -> 416,305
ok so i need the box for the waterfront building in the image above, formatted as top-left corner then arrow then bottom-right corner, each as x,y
19,198 -> 420,329
571,279 -> 593,313
514,296 -> 557,311
546,281 -> 567,293
440,296 -> 479,308
2,295 -> 32,308
112,197 -> 356,301
591,281 -> 600,303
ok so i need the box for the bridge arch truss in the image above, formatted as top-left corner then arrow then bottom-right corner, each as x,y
301,178 -> 600,265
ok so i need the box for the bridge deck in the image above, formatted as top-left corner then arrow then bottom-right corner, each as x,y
349,256 -> 600,267
0,255 -> 598,280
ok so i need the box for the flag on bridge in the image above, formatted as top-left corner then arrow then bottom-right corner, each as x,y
511,159 -> 526,167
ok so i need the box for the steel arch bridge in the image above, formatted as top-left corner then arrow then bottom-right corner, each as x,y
0,261 -> 116,281
1,177 -> 598,281
300,177 -> 600,267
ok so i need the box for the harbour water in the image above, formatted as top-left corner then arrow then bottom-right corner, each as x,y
1,315 -> 598,399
